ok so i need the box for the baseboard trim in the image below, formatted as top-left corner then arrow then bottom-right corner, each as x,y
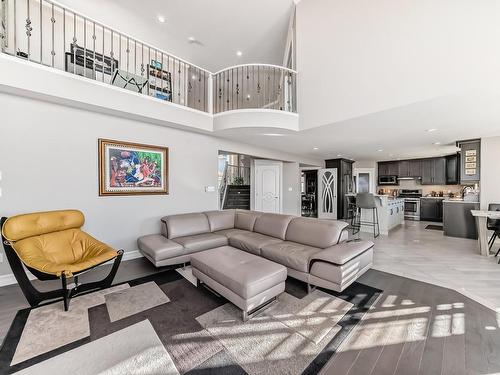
0,250 -> 144,287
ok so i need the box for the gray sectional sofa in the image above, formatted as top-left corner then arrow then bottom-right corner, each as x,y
138,209 -> 374,293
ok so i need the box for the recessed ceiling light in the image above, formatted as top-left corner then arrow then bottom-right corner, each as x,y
191,75 -> 196,80
236,50 -> 243,57
433,141 -> 441,145
157,15 -> 166,23
188,36 -> 196,43
337,154 -> 342,157
313,147 -> 319,150
377,149 -> 384,152
427,128 -> 437,132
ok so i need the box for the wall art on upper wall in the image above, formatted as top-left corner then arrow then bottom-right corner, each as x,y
98,139 -> 169,196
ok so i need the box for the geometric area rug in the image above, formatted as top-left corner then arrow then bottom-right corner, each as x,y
0,269 -> 381,374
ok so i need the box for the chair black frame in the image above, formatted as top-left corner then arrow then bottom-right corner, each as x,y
1,217 -> 123,311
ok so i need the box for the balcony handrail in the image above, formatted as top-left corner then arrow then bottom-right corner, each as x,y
213,63 -> 297,76
1,0 -> 297,115
37,0 -> 211,74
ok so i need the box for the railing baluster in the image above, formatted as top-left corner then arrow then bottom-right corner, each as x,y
72,11 -> 76,74
39,0 -> 42,64
92,21 -> 96,78
26,0 -> 31,61
50,3 -> 55,67
62,7 -> 64,68
83,17 -> 86,78
105,27 -> 109,83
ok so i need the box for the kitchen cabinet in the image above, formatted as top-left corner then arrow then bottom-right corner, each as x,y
421,157 -> 446,185
399,160 -> 422,177
378,161 -> 399,176
420,198 -> 444,222
457,140 -> 480,184
325,158 -> 354,219
445,153 -> 460,185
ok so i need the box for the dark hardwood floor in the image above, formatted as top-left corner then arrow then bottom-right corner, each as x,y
321,269 -> 500,375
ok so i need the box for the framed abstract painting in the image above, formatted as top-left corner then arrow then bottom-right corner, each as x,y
98,139 -> 169,196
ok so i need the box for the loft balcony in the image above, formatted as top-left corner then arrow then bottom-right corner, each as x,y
0,0 -> 298,133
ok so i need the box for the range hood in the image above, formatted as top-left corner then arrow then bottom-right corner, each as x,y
397,177 -> 422,180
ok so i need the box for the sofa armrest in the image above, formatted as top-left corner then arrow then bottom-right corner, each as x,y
137,234 -> 184,262
309,240 -> 374,267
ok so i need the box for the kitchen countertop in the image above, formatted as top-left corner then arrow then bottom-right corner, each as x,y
444,199 -> 480,204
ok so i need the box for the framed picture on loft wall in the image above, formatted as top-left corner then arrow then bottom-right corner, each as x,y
98,139 -> 169,196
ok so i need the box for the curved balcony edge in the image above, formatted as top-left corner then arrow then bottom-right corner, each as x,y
213,109 -> 299,132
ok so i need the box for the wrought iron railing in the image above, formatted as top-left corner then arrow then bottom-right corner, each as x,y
0,0 -> 210,111
0,0 -> 297,115
213,64 -> 297,114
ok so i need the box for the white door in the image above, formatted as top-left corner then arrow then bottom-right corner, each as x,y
318,168 -> 337,219
255,163 -> 281,213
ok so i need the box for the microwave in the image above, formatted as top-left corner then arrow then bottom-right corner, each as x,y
378,175 -> 399,185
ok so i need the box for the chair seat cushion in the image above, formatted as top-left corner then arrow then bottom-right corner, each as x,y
213,228 -> 250,239
191,246 -> 287,299
173,233 -> 227,253
13,229 -> 118,277
229,232 -> 282,255
261,241 -> 323,273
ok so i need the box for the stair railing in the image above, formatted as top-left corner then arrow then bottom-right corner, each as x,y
219,164 -> 251,209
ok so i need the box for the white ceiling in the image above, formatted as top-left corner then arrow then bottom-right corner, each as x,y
214,93 -> 500,162
60,0 -> 294,72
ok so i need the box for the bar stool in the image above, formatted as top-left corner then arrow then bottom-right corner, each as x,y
345,195 -> 359,233
355,193 -> 380,238
487,203 -> 500,257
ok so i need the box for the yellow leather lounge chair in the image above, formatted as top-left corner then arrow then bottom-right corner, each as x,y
1,210 -> 123,311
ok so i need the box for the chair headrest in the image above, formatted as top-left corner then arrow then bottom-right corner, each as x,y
2,210 -> 85,242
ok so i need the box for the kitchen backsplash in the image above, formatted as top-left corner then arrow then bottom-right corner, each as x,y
378,179 -> 464,196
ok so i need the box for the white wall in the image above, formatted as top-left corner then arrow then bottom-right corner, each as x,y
282,162 -> 301,216
480,136 -> 500,210
0,92 -> 309,276
296,0 -> 500,130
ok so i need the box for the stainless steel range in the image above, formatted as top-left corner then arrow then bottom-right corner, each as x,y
398,189 -> 422,221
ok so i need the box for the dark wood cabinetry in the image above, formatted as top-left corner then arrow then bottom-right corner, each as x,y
445,153 -> 460,185
420,198 -> 444,222
325,158 -> 354,219
379,156 -> 456,185
378,161 -> 399,176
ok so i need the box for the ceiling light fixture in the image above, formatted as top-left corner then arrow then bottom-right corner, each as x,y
337,154 -> 342,157
188,36 -> 196,43
377,149 -> 384,152
236,50 -> 243,57
433,142 -> 441,145
313,147 -> 319,150
427,128 -> 437,132
157,15 -> 166,23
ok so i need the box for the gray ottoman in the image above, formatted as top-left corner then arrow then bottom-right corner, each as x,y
191,246 -> 287,321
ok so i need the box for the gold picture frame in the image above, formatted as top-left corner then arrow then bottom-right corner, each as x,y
98,138 -> 169,196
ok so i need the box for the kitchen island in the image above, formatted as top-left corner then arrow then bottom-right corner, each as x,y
443,200 -> 479,239
347,194 -> 404,236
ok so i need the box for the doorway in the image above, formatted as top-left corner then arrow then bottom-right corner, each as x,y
254,160 -> 282,213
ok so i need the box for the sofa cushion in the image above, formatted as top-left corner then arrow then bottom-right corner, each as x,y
173,233 -> 228,253
261,241 -> 323,273
285,218 -> 349,248
190,246 -> 287,299
162,213 -> 210,239
234,210 -> 261,231
137,234 -> 184,262
309,240 -> 374,266
214,228 -> 250,239
253,213 -> 294,240
229,232 -> 282,255
204,210 -> 235,232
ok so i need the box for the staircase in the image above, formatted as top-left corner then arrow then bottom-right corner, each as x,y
223,185 -> 251,210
